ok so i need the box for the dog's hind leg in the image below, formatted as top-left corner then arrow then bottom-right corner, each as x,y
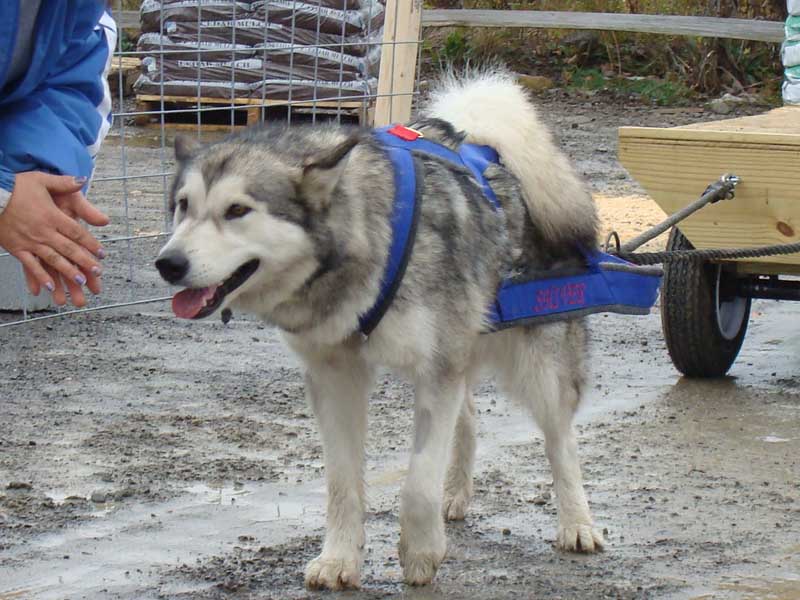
493,325 -> 605,553
538,370 -> 604,553
443,387 -> 476,521
302,349 -> 373,591
400,373 -> 465,585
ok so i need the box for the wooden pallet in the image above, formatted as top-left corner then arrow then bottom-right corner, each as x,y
135,94 -> 370,130
108,57 -> 141,97
619,106 -> 800,275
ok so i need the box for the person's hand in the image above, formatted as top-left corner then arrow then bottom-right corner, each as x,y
0,171 -> 109,307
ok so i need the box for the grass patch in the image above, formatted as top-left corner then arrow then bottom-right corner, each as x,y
564,67 -> 695,104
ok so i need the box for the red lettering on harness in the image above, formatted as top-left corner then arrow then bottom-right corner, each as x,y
533,283 -> 587,314
387,124 -> 423,141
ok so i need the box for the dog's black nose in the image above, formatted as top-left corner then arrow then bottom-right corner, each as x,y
155,251 -> 189,284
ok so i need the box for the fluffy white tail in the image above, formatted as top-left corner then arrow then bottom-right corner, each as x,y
422,68 -> 598,247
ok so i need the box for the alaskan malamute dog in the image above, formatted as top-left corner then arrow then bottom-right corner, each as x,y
156,69 -> 603,589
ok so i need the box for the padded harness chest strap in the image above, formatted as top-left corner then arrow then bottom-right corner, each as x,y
357,125 -> 503,336
356,136 -> 421,336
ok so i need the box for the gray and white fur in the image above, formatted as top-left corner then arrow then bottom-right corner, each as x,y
156,67 -> 603,590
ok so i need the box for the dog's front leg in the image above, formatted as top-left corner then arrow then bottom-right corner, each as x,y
400,374 -> 465,585
303,352 -> 372,591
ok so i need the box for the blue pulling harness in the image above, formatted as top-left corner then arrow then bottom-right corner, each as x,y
357,125 -> 662,336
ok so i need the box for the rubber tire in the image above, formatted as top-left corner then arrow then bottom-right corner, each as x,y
660,228 -> 751,377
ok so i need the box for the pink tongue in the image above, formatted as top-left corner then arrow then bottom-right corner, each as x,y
172,285 -> 219,319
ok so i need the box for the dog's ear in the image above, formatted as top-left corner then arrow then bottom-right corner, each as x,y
174,134 -> 201,163
298,134 -> 361,211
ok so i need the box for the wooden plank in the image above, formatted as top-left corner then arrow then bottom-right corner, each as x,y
619,126 -> 800,148
108,56 -> 141,97
422,10 -> 783,43
618,124 -> 800,269
135,94 -> 364,109
136,94 -> 366,127
120,8 -> 783,43
678,106 -> 800,134
108,56 -> 141,71
374,0 -> 423,127
116,10 -> 140,30
736,261 -> 800,275
117,9 -> 782,43
246,106 -> 260,125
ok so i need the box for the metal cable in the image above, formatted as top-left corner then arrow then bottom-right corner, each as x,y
618,174 -> 740,254
606,173 -> 800,265
619,241 -> 800,265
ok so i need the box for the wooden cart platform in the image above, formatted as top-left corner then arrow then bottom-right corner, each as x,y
135,94 -> 370,130
619,106 -> 800,275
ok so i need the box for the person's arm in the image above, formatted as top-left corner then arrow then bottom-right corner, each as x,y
0,7 -> 116,307
0,9 -> 116,193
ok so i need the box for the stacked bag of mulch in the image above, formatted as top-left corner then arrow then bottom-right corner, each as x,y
134,0 -> 384,102
784,0 -> 800,104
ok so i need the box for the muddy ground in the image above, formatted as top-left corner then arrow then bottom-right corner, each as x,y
1,91 -> 799,600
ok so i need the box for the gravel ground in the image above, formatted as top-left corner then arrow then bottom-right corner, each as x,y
1,91 -> 798,600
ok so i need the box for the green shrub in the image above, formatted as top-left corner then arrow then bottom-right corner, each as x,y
422,0 -> 784,103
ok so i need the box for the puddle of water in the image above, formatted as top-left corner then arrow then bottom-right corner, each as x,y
716,575 -> 800,600
181,482 -> 311,521
45,489 -> 82,505
760,435 -> 791,443
683,538 -> 800,599
0,404 -> 576,599
184,482 -> 251,505
43,490 -> 118,519
0,480 -> 324,600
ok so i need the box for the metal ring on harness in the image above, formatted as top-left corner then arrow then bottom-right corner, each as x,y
603,231 -> 621,254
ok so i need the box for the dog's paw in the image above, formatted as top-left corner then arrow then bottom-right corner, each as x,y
304,555 -> 361,591
399,533 -> 446,586
556,523 -> 605,553
443,489 -> 471,521
400,550 -> 445,586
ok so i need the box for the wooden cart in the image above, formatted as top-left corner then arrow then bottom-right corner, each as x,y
618,107 -> 800,377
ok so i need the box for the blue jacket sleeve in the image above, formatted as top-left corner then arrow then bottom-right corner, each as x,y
0,8 -> 117,195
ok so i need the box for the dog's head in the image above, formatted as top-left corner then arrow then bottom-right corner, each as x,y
155,127 -> 360,321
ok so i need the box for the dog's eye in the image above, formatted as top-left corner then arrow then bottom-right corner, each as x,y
177,197 -> 188,213
225,204 -> 252,220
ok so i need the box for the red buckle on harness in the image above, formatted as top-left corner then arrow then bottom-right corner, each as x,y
387,124 -> 423,141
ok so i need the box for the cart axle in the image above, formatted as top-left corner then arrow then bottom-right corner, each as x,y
736,278 -> 800,301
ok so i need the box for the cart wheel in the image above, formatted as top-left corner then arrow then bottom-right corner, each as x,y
660,228 -> 751,377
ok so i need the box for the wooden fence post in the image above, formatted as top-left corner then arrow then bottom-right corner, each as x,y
373,0 -> 423,127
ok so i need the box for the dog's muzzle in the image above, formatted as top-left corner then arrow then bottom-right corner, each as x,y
157,255 -> 261,320
155,251 -> 190,285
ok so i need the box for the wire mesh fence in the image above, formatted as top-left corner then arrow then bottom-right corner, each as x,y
0,0 -> 423,329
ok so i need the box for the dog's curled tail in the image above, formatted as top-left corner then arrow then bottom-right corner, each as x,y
422,67 -> 598,248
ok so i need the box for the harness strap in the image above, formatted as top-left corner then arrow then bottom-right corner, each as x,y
358,124 -> 662,337
357,143 -> 421,336
375,126 -> 502,211
358,125 -> 503,336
